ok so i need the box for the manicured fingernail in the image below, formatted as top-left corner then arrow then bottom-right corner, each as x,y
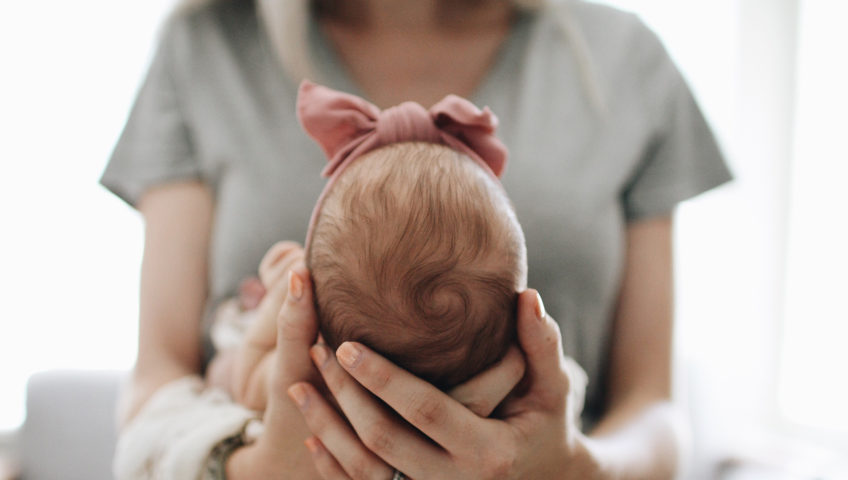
304,437 -> 321,455
534,291 -> 546,321
289,270 -> 303,301
310,345 -> 328,368
287,384 -> 308,409
337,342 -> 362,369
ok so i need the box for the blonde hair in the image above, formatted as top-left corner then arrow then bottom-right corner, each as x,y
174,0 -> 605,112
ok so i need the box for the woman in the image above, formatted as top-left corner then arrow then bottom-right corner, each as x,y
102,0 -> 731,478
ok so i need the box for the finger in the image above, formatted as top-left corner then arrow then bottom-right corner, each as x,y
243,249 -> 306,351
263,268 -> 321,445
243,268 -> 292,350
290,382 -> 395,480
205,350 -> 234,392
273,250 -> 306,286
259,241 -> 304,288
237,352 -> 273,411
311,344 -> 446,478
258,241 -> 301,285
274,268 -> 320,382
334,341 -> 491,454
447,345 -> 525,417
304,437 -> 352,480
515,289 -> 570,407
231,272 -> 294,400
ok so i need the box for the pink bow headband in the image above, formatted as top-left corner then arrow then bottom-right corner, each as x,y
297,80 -> 509,249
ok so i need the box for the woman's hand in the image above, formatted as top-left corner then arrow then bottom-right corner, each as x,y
225,261 -> 324,479
291,289 -> 598,479
288,344 -> 527,479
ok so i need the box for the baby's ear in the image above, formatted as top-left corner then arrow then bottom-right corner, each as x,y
258,241 -> 304,287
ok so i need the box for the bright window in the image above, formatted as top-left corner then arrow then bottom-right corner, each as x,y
0,0 -> 177,431
779,0 -> 848,435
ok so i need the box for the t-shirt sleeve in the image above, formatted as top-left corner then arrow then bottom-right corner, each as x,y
100,18 -> 201,207
621,22 -> 733,222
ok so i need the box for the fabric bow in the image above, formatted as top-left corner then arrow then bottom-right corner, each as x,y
296,80 -> 508,179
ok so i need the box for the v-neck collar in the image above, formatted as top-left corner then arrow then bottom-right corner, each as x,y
307,9 -> 533,108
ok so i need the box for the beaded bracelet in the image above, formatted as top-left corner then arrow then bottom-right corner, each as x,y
203,423 -> 250,480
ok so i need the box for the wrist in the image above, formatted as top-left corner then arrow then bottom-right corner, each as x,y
204,429 -> 248,480
226,442 -> 284,480
224,443 -> 254,480
564,431 -> 607,480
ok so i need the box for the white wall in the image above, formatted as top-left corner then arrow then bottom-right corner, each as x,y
598,0 -> 847,476
0,0 -> 177,431
780,0 -> 848,442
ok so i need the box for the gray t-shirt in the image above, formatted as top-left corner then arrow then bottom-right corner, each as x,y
101,0 -> 732,426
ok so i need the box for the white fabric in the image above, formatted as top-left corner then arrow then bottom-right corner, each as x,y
113,376 -> 257,480
564,355 -> 588,429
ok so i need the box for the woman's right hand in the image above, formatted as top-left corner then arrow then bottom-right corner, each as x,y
225,262 -> 324,479
293,289 -> 595,480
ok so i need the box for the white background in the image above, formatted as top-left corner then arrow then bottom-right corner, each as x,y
1,0 -> 845,475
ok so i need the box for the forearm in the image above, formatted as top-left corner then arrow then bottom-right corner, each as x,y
582,400 -> 683,480
119,363 -> 196,427
581,218 -> 681,479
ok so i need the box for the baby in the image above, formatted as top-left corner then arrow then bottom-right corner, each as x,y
207,82 -> 527,410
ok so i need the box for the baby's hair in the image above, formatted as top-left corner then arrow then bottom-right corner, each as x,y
307,142 -> 526,389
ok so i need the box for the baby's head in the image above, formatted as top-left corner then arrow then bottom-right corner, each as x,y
297,80 -> 527,388
307,141 -> 526,389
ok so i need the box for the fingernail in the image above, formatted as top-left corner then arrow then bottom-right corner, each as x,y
304,437 -> 321,455
337,342 -> 362,369
310,345 -> 328,368
289,270 -> 303,301
534,291 -> 546,322
287,384 -> 308,410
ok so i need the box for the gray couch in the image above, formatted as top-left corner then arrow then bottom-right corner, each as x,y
15,370 -> 124,480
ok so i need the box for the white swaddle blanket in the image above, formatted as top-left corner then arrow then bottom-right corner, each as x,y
113,376 -> 258,480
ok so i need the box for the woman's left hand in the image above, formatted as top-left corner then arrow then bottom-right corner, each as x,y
289,289 -> 599,479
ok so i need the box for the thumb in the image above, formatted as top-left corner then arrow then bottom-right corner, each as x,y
264,267 -> 321,440
274,267 -> 320,382
515,289 -> 570,409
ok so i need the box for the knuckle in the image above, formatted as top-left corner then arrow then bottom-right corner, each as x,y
509,354 -> 527,380
346,457 -> 378,480
276,308 -> 311,343
480,445 -> 516,478
367,467 -> 388,480
368,365 -> 393,393
464,399 -> 491,417
272,240 -> 299,256
300,402 -> 330,434
361,421 -> 394,455
408,393 -> 446,427
546,319 -> 563,346
276,313 -> 298,339
346,458 -> 368,479
260,242 -> 294,270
